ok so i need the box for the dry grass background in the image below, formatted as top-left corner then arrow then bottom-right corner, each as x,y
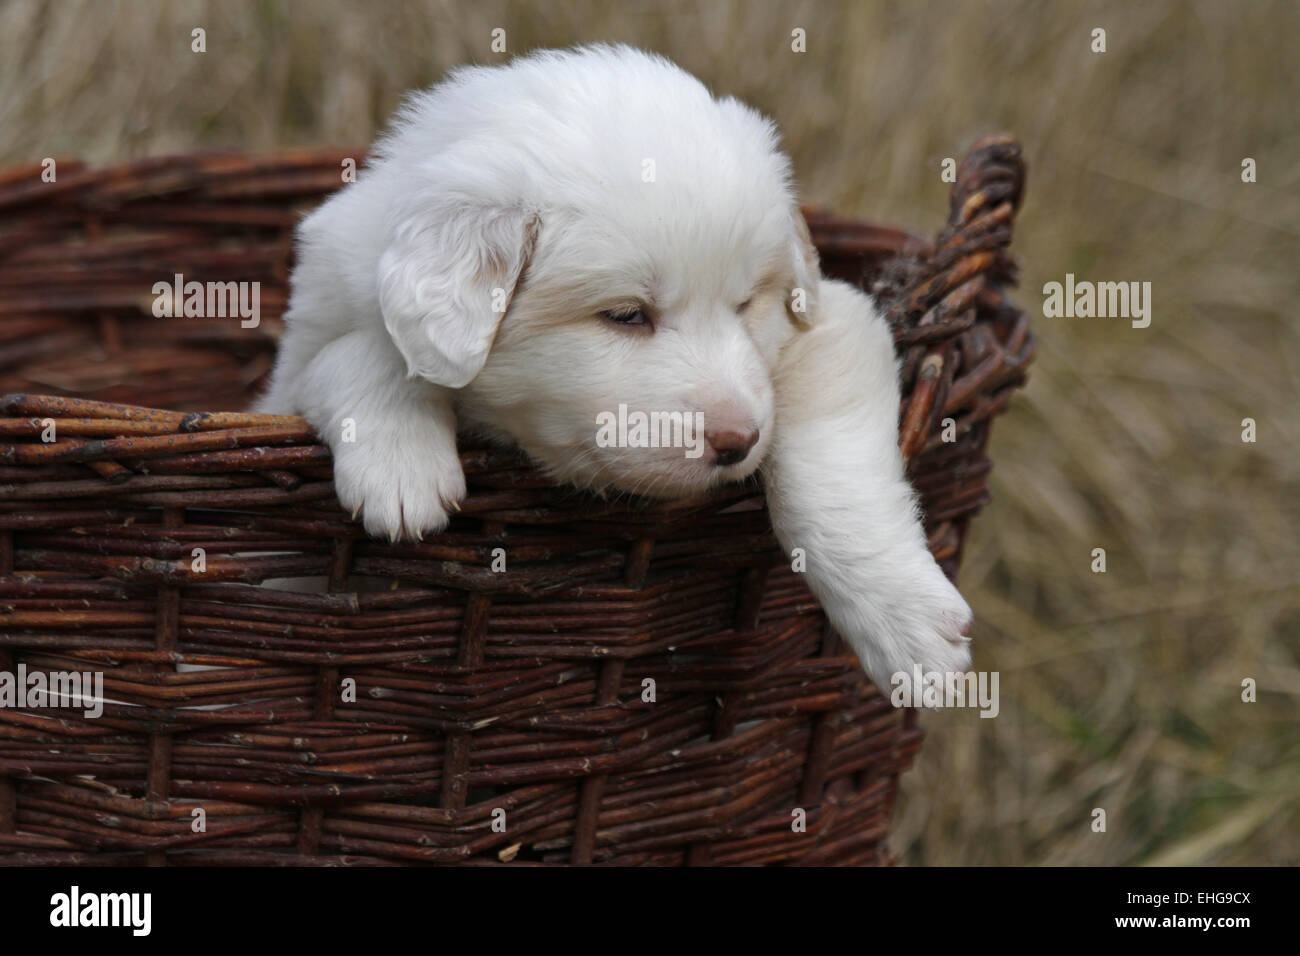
1,0 -> 1296,865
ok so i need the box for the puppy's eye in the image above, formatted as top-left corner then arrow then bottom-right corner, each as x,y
602,307 -> 649,327
736,297 -> 754,314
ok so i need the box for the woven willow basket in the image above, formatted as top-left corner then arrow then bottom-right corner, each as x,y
0,138 -> 1031,866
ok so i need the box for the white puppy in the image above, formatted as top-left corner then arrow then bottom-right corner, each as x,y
258,45 -> 973,692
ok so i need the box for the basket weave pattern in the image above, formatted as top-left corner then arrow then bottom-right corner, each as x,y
0,139 -> 1031,865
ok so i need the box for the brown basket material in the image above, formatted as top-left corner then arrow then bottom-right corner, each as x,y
0,138 -> 1031,866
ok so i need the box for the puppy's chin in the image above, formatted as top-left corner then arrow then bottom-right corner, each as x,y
540,446 -> 763,501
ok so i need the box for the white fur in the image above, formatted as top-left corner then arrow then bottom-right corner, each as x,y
258,45 -> 972,693
763,280 -> 972,688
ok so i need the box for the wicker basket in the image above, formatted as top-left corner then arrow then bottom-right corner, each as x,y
0,138 -> 1031,866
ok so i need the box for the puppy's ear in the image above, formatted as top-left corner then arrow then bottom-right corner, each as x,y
785,208 -> 822,329
378,202 -> 540,388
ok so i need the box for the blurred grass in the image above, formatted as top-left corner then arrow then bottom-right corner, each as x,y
1,0 -> 1297,865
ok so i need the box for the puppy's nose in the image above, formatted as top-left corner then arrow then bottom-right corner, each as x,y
706,427 -> 760,467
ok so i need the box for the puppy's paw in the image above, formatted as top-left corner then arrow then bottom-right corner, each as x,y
837,560 -> 975,702
331,429 -> 466,542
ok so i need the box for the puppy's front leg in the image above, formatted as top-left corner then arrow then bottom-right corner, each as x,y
763,279 -> 973,694
291,328 -> 465,541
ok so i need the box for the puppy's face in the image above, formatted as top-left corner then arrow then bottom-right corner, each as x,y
458,196 -> 816,499
372,48 -> 819,499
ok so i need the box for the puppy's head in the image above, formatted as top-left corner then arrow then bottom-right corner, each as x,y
375,46 -> 820,498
